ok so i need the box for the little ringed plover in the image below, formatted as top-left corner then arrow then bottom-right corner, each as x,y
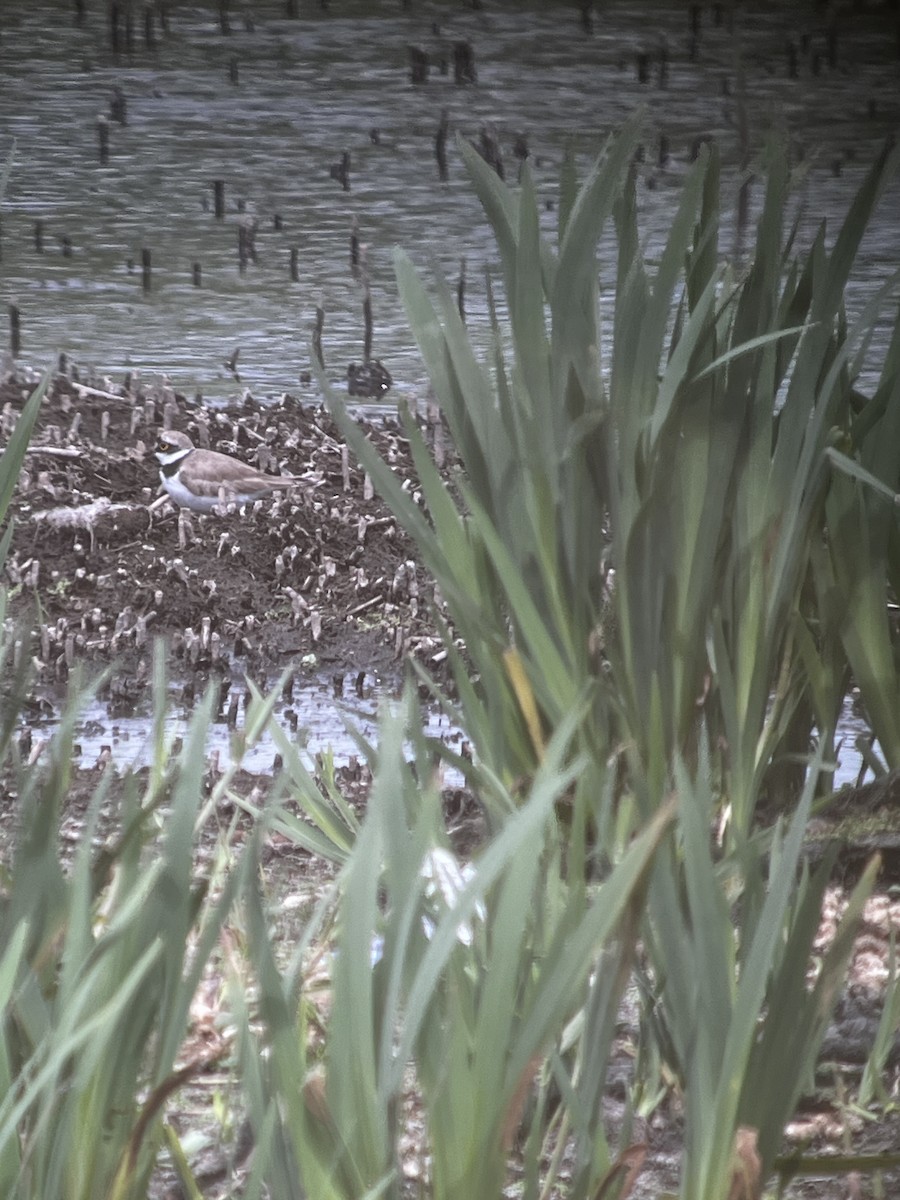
155,430 -> 299,513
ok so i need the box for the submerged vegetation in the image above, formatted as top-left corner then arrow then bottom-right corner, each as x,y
2,122 -> 900,1198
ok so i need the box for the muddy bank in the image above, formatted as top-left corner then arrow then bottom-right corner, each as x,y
2,361 -> 451,716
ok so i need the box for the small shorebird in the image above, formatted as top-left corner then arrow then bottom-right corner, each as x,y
155,430 -> 299,513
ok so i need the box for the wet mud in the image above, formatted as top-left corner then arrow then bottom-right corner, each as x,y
2,361 -> 449,717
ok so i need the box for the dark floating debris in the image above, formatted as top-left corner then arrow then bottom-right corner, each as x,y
347,360 -> 392,398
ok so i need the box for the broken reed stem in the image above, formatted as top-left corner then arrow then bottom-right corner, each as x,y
732,29 -> 752,258
110,85 -> 127,124
350,215 -> 360,274
313,304 -> 325,368
453,39 -> 476,84
9,304 -> 21,357
97,114 -> 110,164
363,287 -> 373,363
409,45 -> 429,85
109,0 -> 120,52
435,109 -> 449,181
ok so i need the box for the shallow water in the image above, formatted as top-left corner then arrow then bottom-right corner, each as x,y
1,1 -> 898,402
29,671 -> 868,790
32,669 -> 465,777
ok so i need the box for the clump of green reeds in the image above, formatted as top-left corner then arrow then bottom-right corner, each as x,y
0,645 -> 286,1200
306,122 -> 900,1198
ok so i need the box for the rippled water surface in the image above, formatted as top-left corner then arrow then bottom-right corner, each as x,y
1,0 -> 898,403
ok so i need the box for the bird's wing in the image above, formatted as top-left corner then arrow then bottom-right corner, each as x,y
188,451 -> 298,493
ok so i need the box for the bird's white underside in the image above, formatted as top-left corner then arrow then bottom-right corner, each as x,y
156,443 -> 297,512
160,473 -> 263,513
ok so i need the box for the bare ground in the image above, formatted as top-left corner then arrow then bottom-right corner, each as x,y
2,362 -> 448,717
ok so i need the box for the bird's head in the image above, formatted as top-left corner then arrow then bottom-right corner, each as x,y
155,430 -> 195,463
